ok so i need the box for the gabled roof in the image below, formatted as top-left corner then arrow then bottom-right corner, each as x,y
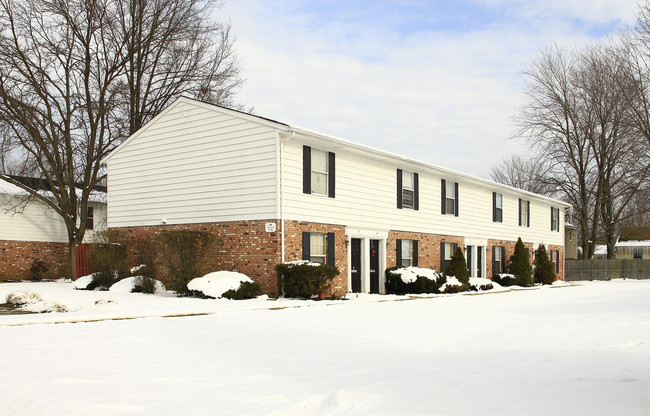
103,96 -> 571,209
617,227 -> 650,245
0,175 -> 106,203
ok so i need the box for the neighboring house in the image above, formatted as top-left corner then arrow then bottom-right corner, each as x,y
0,176 -> 107,280
565,223 -> 578,259
103,97 -> 570,295
615,228 -> 650,260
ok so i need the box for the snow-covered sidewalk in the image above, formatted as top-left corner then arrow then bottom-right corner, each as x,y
1,279 -> 649,416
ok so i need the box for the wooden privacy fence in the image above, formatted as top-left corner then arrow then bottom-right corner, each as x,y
565,259 -> 650,281
74,244 -> 90,280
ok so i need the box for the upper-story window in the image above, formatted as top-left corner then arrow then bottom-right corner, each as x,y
303,146 -> 335,198
551,207 -> 560,231
493,193 -> 503,223
441,179 -> 459,216
519,199 -> 530,227
397,169 -> 419,210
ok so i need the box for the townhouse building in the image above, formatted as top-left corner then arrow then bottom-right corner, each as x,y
103,97 -> 570,295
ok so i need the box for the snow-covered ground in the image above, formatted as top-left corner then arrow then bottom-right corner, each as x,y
1,279 -> 649,415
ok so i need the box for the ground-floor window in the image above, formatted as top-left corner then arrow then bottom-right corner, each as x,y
492,245 -> 505,275
441,242 -> 457,272
396,239 -> 418,267
302,232 -> 335,265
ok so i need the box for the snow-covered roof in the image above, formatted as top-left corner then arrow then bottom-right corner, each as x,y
615,240 -> 650,247
0,176 -> 106,203
593,245 -> 608,256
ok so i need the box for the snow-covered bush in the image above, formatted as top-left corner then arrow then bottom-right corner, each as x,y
187,271 -> 259,299
385,266 -> 447,294
469,277 -> 494,291
222,281 -> 261,300
109,276 -> 166,294
276,260 -> 339,299
492,273 -> 517,287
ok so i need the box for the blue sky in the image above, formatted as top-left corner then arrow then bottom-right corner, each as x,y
221,0 -> 640,177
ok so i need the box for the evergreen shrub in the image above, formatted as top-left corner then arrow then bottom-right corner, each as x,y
492,274 -> 517,287
222,281 -> 262,300
444,247 -> 470,285
155,231 -> 219,295
276,261 -> 339,298
508,238 -> 532,287
534,244 -> 556,285
28,259 -> 49,281
87,231 -> 129,290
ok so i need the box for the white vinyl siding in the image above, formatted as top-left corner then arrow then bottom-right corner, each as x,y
0,194 -> 106,243
282,138 -> 566,248
106,100 -> 279,227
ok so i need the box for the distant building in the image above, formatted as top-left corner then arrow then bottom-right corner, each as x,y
565,224 -> 578,259
615,228 -> 650,260
0,177 -> 107,280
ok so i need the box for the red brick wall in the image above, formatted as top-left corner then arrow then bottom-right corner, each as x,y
0,240 -> 68,280
548,244 -> 565,281
112,221 -> 282,295
283,220 -> 348,296
387,231 -> 464,272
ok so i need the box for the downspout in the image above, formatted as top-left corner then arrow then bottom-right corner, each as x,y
278,130 -> 295,264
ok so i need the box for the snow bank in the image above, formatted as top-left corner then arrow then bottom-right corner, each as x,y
109,277 -> 166,294
391,266 -> 444,283
187,271 -> 254,298
5,290 -> 68,313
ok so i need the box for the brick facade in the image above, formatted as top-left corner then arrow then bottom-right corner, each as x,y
283,220 -> 348,296
113,220 -> 283,295
0,240 -> 68,280
387,231 -> 464,272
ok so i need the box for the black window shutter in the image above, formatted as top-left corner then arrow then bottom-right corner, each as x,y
441,179 -> 446,214
413,240 -> 419,267
328,152 -> 335,198
397,169 -> 403,209
493,192 -> 497,222
501,246 -> 506,273
303,146 -> 311,194
492,248 -> 497,275
440,242 -> 445,271
302,232 -> 310,260
551,207 -> 554,231
527,201 -> 530,228
453,243 -> 458,255
413,173 -> 419,211
327,232 -> 335,265
396,239 -> 402,265
454,182 -> 459,217
518,199 -> 522,226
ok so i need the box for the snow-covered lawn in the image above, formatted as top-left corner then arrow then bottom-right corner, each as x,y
1,279 -> 649,415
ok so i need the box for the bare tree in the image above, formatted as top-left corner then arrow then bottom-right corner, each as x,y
489,154 -> 556,196
516,45 -> 600,259
0,0 -> 243,278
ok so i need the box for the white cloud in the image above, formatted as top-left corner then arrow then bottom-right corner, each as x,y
220,0 -> 640,177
